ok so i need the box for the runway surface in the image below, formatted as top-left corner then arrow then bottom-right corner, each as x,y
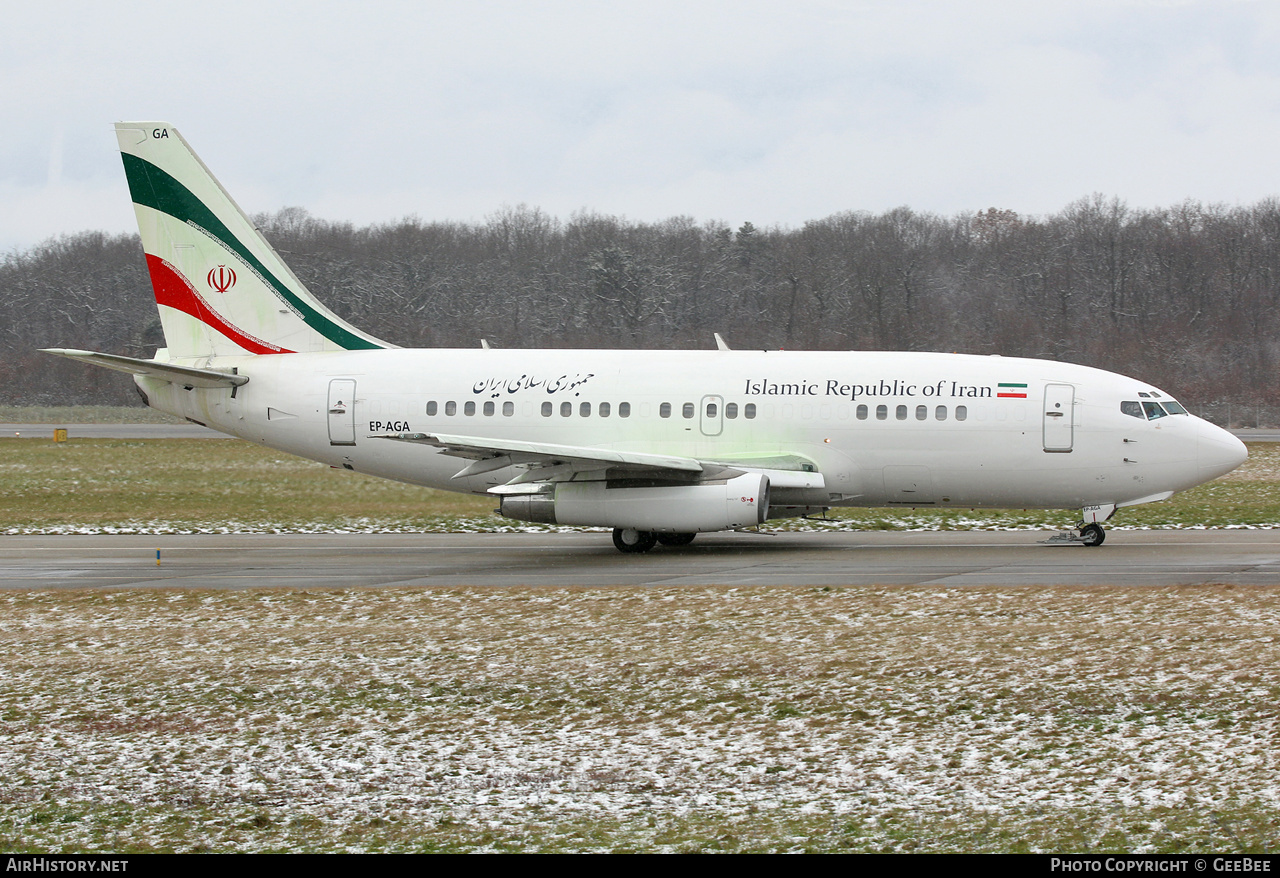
4,530 -> 1280,589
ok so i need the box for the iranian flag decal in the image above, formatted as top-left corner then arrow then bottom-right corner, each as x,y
997,383 -> 1028,398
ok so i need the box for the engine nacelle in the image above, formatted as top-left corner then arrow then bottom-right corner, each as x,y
499,473 -> 770,532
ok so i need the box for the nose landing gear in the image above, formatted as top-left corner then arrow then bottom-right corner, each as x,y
1043,521 -> 1108,545
1044,503 -> 1114,546
1079,522 -> 1106,546
1076,502 -> 1114,546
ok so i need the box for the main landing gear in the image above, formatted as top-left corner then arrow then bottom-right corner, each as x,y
611,528 -> 697,553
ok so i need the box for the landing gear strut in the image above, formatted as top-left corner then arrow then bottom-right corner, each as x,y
612,528 -> 657,553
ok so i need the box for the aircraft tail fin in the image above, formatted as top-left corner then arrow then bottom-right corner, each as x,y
115,123 -> 391,359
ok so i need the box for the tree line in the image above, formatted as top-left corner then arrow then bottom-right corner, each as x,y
3,195 -> 1278,424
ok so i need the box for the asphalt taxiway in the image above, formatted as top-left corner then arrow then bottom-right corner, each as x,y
4,424 -> 1275,589
4,530 -> 1280,589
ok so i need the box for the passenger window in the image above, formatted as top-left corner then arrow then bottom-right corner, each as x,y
560,401 -> 572,417
1121,401 -> 1144,419
619,402 -> 631,418
956,405 -> 967,421
896,405 -> 908,420
706,403 -> 717,418
683,402 -> 695,419
541,401 -> 552,417
464,401 -> 476,416
936,406 -> 947,421
876,404 -> 887,420
426,401 -> 437,416
600,402 -> 611,417
744,403 -> 757,419
1142,401 -> 1168,420
483,401 -> 495,416
857,404 -> 868,420
660,403 -> 672,418
580,402 -> 591,417
503,401 -> 514,417
445,401 -> 457,416
916,405 -> 927,421
725,403 -> 738,419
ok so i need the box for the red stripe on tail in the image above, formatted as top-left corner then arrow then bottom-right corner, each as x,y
145,255 -> 293,355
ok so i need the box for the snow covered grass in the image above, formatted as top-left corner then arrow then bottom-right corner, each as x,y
3,439 -> 1277,535
1,585 -> 1277,853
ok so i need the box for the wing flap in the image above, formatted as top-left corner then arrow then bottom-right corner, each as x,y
375,432 -> 829,492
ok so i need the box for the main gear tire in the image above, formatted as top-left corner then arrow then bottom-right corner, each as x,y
613,528 -> 658,553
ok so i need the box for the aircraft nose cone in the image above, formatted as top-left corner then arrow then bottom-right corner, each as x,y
1197,420 -> 1248,479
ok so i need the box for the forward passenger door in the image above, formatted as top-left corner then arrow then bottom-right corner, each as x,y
1043,383 -> 1075,452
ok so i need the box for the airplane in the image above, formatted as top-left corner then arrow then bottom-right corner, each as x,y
43,122 -> 1248,553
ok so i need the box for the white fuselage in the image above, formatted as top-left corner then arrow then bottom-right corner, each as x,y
135,348 -> 1247,518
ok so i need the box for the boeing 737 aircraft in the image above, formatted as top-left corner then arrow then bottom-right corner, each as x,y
44,123 -> 1248,552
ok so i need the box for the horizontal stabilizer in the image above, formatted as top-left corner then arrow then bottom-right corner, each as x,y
40,349 -> 248,389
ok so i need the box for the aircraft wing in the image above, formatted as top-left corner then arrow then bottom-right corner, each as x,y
377,431 -> 705,480
40,349 -> 248,389
376,431 -> 827,490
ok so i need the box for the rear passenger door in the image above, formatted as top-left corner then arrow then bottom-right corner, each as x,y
328,379 -> 357,446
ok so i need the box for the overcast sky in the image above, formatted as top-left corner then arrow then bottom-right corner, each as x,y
3,0 -> 1279,252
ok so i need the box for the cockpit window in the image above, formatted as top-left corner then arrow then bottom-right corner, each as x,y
1126,396 -> 1190,419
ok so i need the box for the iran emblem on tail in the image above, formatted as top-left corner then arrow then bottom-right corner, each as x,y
207,265 -> 236,293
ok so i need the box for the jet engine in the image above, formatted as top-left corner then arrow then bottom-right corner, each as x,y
499,472 -> 770,532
